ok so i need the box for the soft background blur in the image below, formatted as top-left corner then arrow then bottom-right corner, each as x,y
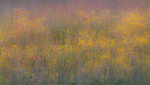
0,0 -> 149,85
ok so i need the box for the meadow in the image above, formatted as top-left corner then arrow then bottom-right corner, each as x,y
0,0 -> 150,85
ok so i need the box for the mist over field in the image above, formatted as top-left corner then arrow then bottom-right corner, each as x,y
0,0 -> 149,85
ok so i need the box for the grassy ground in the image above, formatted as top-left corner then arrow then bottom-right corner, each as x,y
0,0 -> 150,85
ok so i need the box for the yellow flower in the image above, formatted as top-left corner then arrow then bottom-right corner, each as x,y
32,74 -> 35,76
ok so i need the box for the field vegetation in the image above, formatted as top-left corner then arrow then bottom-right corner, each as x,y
0,0 -> 150,85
